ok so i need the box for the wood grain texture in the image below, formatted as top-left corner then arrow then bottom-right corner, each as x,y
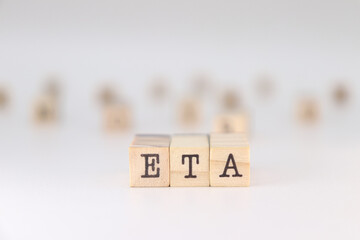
210,133 -> 250,187
170,134 -> 209,187
212,111 -> 249,133
129,135 -> 170,187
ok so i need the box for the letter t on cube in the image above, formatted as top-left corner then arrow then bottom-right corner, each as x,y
170,134 -> 209,186
129,135 -> 170,187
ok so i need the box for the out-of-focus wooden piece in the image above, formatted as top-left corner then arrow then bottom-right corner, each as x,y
210,133 -> 250,187
212,112 -> 249,133
98,85 -> 117,106
33,95 -> 57,124
44,77 -> 61,98
170,134 -> 209,187
129,134 -> 171,187
103,103 -> 131,131
0,87 -> 9,109
222,89 -> 240,111
297,97 -> 319,124
149,77 -> 168,101
178,98 -> 201,127
333,83 -> 349,106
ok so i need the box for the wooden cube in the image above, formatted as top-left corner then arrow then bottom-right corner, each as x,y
149,77 -> 168,102
44,78 -> 61,98
210,133 -> 250,187
0,87 -> 9,109
103,103 -> 131,131
33,95 -> 57,124
170,134 -> 209,187
297,97 -> 319,124
221,89 -> 240,111
98,86 -> 117,106
178,98 -> 201,127
332,83 -> 349,106
129,135 -> 170,187
212,112 -> 249,133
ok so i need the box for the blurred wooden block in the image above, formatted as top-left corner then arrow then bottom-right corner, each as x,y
297,97 -> 319,124
103,103 -> 131,131
44,78 -> 61,98
98,85 -> 117,106
33,95 -> 57,123
221,89 -> 240,111
170,134 -> 209,187
149,77 -> 168,102
210,133 -> 250,187
333,83 -> 349,106
213,112 -> 249,133
0,87 -> 9,109
178,98 -> 201,127
129,135 -> 171,187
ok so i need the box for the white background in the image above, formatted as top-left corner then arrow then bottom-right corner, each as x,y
0,0 -> 360,239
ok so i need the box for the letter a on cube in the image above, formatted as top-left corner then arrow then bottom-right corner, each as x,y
129,135 -> 170,187
210,133 -> 250,186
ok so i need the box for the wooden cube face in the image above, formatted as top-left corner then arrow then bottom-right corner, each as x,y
33,95 -> 57,123
129,135 -> 170,187
213,112 -> 249,133
104,104 -> 131,131
210,133 -> 250,187
170,134 -> 209,187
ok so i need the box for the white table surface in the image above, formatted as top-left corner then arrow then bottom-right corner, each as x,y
1,112 -> 359,240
